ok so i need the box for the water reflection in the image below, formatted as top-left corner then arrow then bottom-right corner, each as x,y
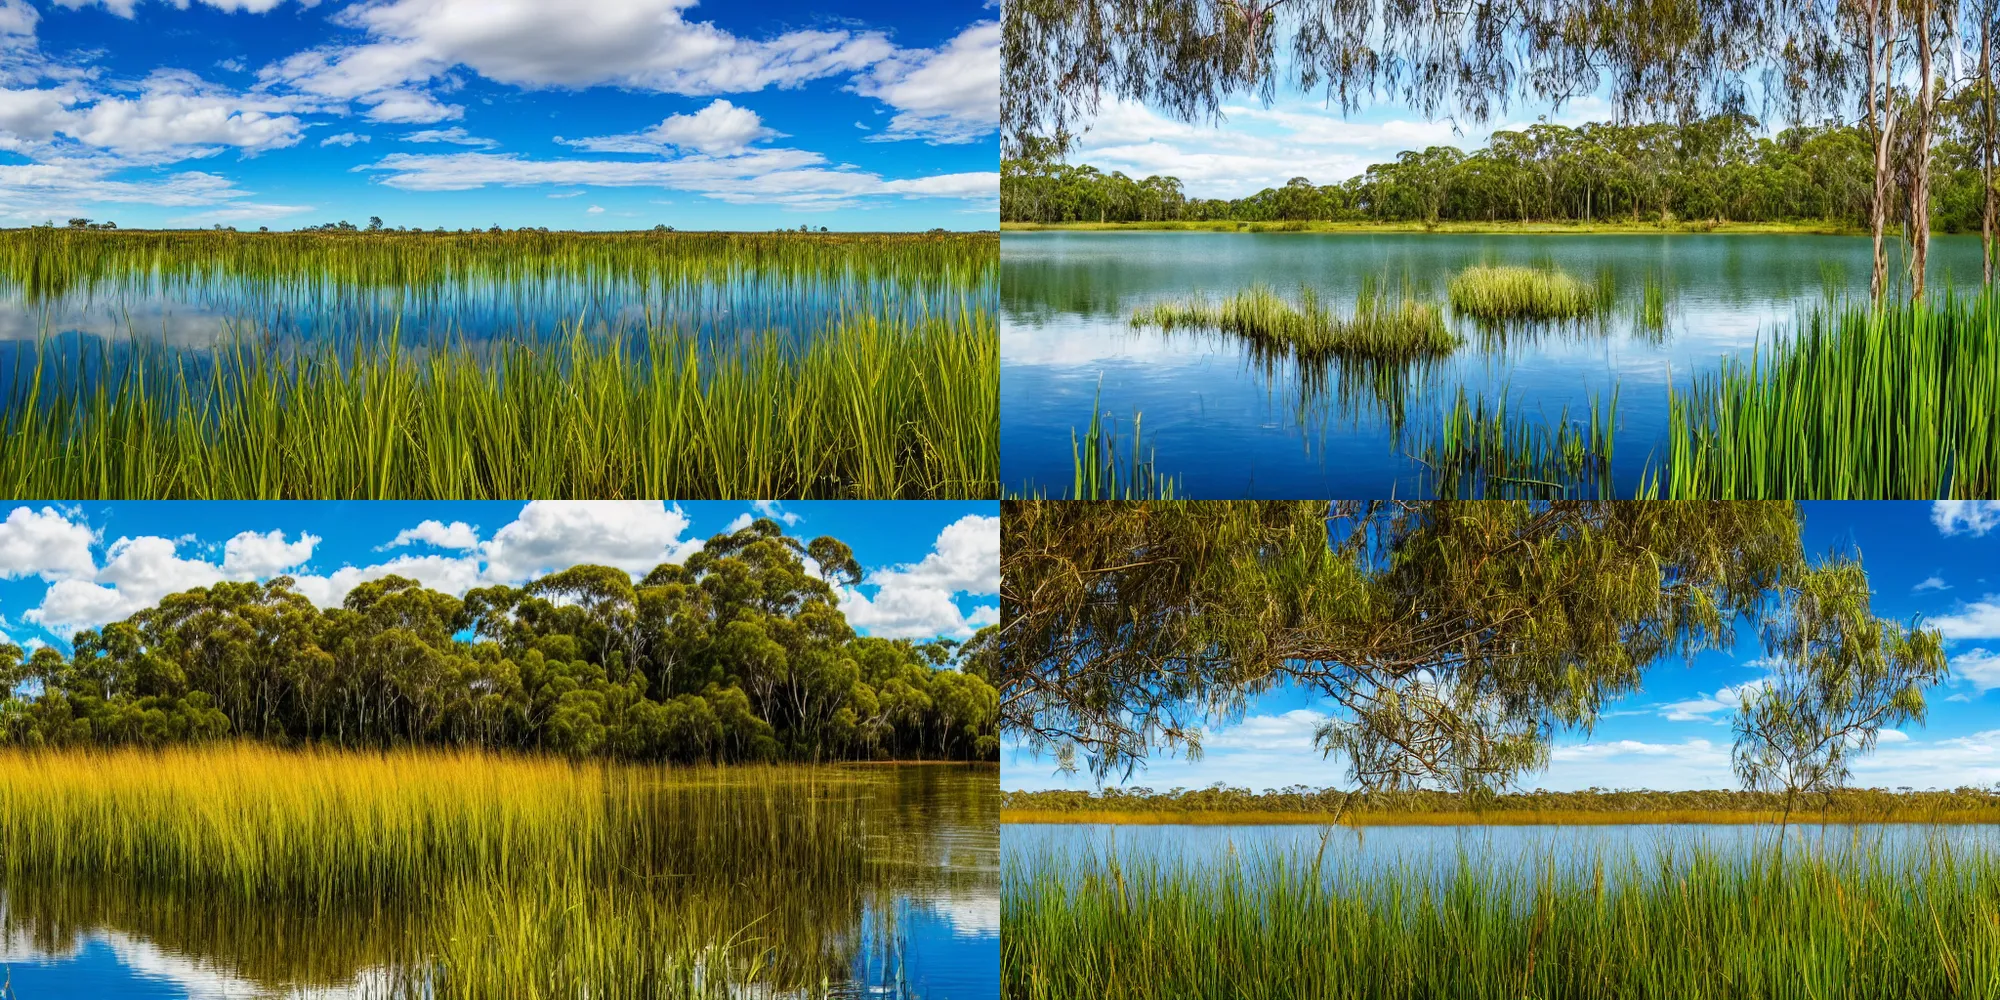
3,765 -> 997,1000
1001,231 -> 1982,497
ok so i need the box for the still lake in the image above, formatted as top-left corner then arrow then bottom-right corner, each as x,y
2,765 -> 998,1000
1005,821 -> 2000,887
1001,231 -> 1990,497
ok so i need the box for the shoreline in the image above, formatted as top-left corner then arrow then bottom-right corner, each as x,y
1001,220 -> 1876,235
1002,808 -> 2000,826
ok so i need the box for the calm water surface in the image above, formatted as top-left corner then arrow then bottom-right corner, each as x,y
1001,231 -> 1991,497
2,766 -> 997,1000
1006,821 -> 2000,886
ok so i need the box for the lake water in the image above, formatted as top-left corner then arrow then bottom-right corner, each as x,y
1005,821 -> 2000,887
1,765 -> 998,1000
1001,231 -> 1991,497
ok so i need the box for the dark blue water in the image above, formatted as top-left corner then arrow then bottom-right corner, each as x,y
1001,231 -> 1991,497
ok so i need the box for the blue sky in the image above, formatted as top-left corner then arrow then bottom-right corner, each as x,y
1006,502 -> 2000,794
0,0 -> 996,229
0,500 -> 999,651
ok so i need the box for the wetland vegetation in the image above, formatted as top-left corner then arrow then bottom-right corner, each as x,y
0,228 -> 998,500
1130,281 -> 1456,359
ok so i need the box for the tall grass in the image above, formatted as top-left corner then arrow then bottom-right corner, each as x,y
1448,265 -> 1600,321
0,745 -> 951,998
1663,291 -> 2000,498
0,310 -> 996,499
1132,281 -> 1459,359
1409,387 -> 1618,497
1004,838 -> 2000,1000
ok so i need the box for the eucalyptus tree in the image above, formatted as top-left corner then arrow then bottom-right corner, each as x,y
1730,558 -> 1947,842
1001,500 -> 1825,790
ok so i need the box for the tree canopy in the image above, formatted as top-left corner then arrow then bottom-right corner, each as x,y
0,518 -> 998,764
998,501 -> 1921,789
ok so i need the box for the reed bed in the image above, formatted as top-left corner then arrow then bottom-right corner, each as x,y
1448,265 -> 1600,321
1132,281 -> 1459,359
1004,839 -> 2000,1000
1409,386 -> 1617,497
0,745 -> 925,998
1663,292 -> 2000,498
0,310 -> 997,499
0,228 -> 996,302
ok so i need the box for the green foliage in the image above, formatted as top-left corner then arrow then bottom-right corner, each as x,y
1000,784 -> 2000,823
1448,265 -> 1601,321
1000,502 -> 1820,787
1131,281 -> 1459,358
1003,118 -> 1881,227
1004,837 -> 2000,999
0,520 -> 998,762
1410,387 -> 1618,498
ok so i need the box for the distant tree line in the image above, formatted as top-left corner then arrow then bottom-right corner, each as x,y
1001,785 -> 2000,820
0,519 -> 998,763
1004,113 -> 2000,231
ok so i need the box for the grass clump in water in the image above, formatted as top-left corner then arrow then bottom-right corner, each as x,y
1005,837 -> 2000,1000
1664,291 -> 2000,499
1448,264 -> 1600,321
1409,387 -> 1618,498
1132,280 -> 1459,359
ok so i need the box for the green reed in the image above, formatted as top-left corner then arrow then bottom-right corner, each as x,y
1449,265 -> 1600,321
1638,271 -> 1670,333
0,228 -> 995,302
1663,291 -> 2000,498
0,745 -> 926,999
1004,836 -> 2000,1000
1410,386 -> 1618,497
1067,385 -> 1176,500
0,309 -> 996,499
1132,281 -> 1459,359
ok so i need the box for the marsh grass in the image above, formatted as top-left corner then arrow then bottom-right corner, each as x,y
0,310 -> 997,499
1448,265 -> 1600,321
0,745 -> 921,998
1663,291 -> 2000,498
1638,270 -> 1670,334
1065,386 -> 1175,500
1004,837 -> 2000,1000
1409,387 -> 1617,497
1132,280 -> 1459,359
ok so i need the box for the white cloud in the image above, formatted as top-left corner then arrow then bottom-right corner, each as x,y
723,512 -> 755,533
1950,648 -> 2000,692
1915,575 -> 1951,593
853,21 -> 996,144
385,520 -> 480,551
479,501 -> 696,582
360,147 -> 995,208
359,88 -> 461,124
290,553 -> 482,608
751,500 -> 799,526
839,514 -> 997,639
1877,729 -> 1910,743
586,203 -> 604,213
1658,680 -> 1770,723
1933,501 -> 2000,537
261,0 -> 890,115
29,535 -> 228,636
402,125 -> 495,147
53,0 -> 315,14
220,529 -> 318,577
319,131 -> 368,146
0,506 -> 96,582
1932,597 -> 2000,640
560,98 -> 777,155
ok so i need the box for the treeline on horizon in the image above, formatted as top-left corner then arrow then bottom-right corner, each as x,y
1003,785 -> 2000,819
1002,114 -> 1999,230
0,519 -> 998,763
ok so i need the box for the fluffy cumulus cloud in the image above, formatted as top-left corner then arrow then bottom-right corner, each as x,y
1933,500 -> 2000,537
560,98 -> 777,155
853,21 -> 997,144
0,506 -> 96,582
840,514 -> 998,639
1949,649 -> 2000,693
480,501 -> 696,582
220,529 -> 319,577
260,0 -> 889,115
385,519 -> 480,551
